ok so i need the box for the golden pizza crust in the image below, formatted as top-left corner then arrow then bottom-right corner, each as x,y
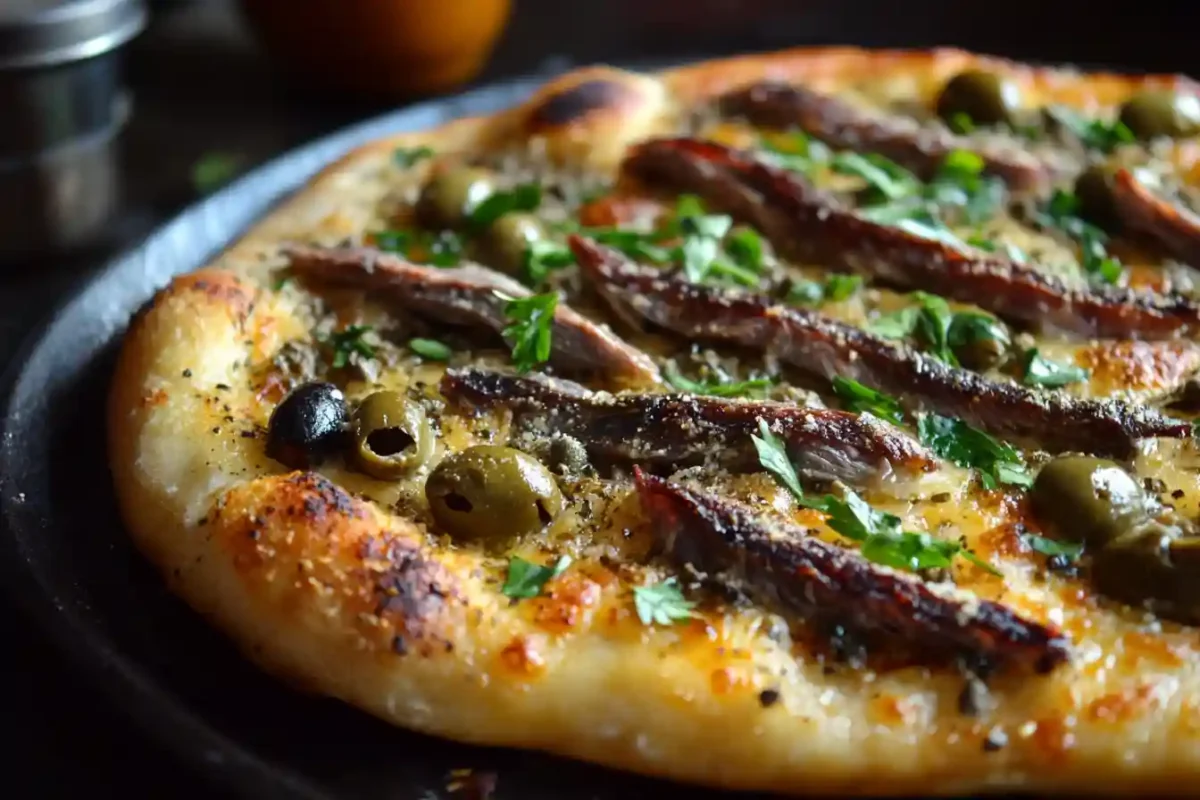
109,48 -> 1200,795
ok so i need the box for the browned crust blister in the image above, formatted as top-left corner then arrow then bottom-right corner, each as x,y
107,47 -> 1200,796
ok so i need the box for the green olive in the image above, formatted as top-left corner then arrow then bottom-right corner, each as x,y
947,314 -> 1010,371
479,212 -> 546,275
1118,90 -> 1200,140
1091,525 -> 1200,622
351,391 -> 434,480
415,166 -> 495,229
953,336 -> 1008,371
1073,164 -> 1118,229
425,445 -> 564,542
936,69 -> 1022,128
1031,456 -> 1150,548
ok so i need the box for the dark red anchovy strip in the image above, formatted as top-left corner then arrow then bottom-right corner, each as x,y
441,367 -> 937,487
634,470 -> 1070,675
1110,168 -> 1200,267
283,244 -> 660,389
570,236 -> 1191,458
717,80 -> 1055,193
622,137 -> 1200,340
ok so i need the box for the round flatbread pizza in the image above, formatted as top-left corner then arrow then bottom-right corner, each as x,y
108,47 -> 1200,795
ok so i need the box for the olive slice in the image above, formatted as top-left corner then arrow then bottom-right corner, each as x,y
936,69 -> 1022,128
415,166 -> 496,229
1030,456 -> 1150,548
351,391 -> 434,480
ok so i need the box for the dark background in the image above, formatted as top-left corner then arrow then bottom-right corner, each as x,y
2,1 -> 1199,797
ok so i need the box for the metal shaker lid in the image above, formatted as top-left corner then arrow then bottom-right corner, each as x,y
0,0 -> 146,69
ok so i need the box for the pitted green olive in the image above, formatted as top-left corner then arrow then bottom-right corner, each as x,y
415,166 -> 495,229
1091,525 -> 1200,622
425,445 -> 564,542
1031,456 -> 1150,548
936,70 -> 1022,128
480,212 -> 546,275
1073,164 -> 1118,229
1118,90 -> 1200,140
351,391 -> 434,480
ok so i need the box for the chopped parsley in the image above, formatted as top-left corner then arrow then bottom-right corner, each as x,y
393,145 -> 434,168
1043,105 -> 1135,153
408,338 -> 452,361
868,293 -> 1008,369
673,196 -> 762,286
523,240 -> 576,287
500,291 -> 557,373
502,555 -> 572,599
752,419 -> 997,574
831,151 -> 920,203
633,578 -> 696,626
468,183 -> 541,229
758,131 -> 831,174
831,377 -> 904,425
1022,348 -> 1089,388
325,325 -> 376,369
917,413 -> 1032,490
663,362 -> 773,398
1022,534 -> 1084,561
786,273 -> 863,305
926,149 -> 1004,225
375,229 -> 464,267
947,311 -> 1010,356
1036,190 -> 1123,285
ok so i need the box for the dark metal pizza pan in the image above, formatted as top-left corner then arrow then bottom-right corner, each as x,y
0,68 -> 800,800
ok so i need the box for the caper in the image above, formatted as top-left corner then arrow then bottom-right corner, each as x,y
545,435 -> 590,476
415,166 -> 495,229
479,212 -> 546,275
1118,90 -> 1200,140
947,314 -> 1010,371
1091,525 -> 1200,622
425,445 -> 564,542
1073,164 -> 1118,229
350,391 -> 434,480
266,381 -> 348,470
1030,456 -> 1150,548
936,69 -> 1022,128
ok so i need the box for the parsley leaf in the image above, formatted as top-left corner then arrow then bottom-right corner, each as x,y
785,273 -> 863,306
584,227 -> 674,264
500,292 -> 557,373
752,419 -> 996,574
325,325 -> 376,369
676,199 -> 734,283
524,240 -> 576,286
725,227 -> 766,272
831,151 -> 921,203
1036,189 -> 1123,285
1022,349 -> 1089,388
927,149 -> 1004,225
911,292 -> 958,365
759,131 -> 831,174
408,338 -> 452,361
468,183 -> 542,229
633,578 -> 696,625
1022,534 -> 1084,561
831,377 -> 905,425
917,413 -> 1032,490
663,362 -> 773,398
1043,105 -> 1135,153
375,229 -> 464,267
393,145 -> 434,168
502,555 -> 572,599
867,306 -> 920,339
947,311 -> 1009,355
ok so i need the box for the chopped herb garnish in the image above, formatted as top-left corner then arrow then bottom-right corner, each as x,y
192,151 -> 243,194
927,149 -> 1004,225
947,311 -> 1009,354
1043,105 -> 1135,153
524,240 -> 576,286
867,306 -> 920,339
664,362 -> 773,398
272,274 -> 292,291
917,413 -> 1032,490
500,291 -> 557,373
468,183 -> 542,229
947,112 -> 975,134
1022,348 -> 1088,388
726,227 -> 766,272
375,228 -> 464,267
408,338 -> 452,361
325,325 -> 376,369
786,273 -> 863,306
831,377 -> 905,425
831,151 -> 921,203
633,578 -> 696,626
759,131 -> 831,174
911,292 -> 958,365
502,555 -> 571,599
393,145 -> 434,168
1036,189 -> 1123,285
1022,534 -> 1084,561
752,419 -> 997,574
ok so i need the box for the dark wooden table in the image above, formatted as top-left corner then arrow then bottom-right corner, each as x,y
3,1 -> 1199,796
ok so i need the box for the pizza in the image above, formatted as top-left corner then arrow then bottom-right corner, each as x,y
107,47 -> 1200,795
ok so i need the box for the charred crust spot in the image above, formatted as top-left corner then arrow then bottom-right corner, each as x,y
758,688 -> 781,708
372,537 -> 460,656
528,79 -> 639,129
282,472 -> 364,522
167,269 -> 257,324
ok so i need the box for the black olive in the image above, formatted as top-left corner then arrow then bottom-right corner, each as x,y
265,381 -> 348,469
